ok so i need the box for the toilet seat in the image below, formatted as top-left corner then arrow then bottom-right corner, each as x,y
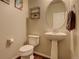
19,45 -> 34,56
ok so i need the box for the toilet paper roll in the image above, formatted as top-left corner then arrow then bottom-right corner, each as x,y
10,38 -> 14,42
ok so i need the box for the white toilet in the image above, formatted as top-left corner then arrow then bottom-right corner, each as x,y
19,35 -> 40,59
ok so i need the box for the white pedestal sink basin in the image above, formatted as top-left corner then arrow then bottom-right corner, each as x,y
45,32 -> 67,40
44,32 -> 67,59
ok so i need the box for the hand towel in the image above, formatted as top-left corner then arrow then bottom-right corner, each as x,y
66,10 -> 76,31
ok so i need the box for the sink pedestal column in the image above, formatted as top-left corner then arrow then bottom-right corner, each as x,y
51,40 -> 58,59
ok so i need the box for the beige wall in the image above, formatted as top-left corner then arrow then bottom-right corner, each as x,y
28,0 -> 77,59
28,0 -> 53,56
0,0 -> 28,59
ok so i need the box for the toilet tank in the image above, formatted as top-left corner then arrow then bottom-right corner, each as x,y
28,35 -> 40,47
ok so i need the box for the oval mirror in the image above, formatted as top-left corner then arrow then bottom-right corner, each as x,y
46,0 -> 66,32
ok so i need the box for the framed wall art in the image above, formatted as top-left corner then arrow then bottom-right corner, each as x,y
15,0 -> 23,10
0,0 -> 10,4
29,7 -> 40,19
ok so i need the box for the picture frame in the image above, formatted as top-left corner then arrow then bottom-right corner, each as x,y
29,7 -> 40,19
0,0 -> 10,4
15,0 -> 23,10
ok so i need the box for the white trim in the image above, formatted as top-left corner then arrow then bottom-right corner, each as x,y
12,54 -> 20,59
34,51 -> 51,59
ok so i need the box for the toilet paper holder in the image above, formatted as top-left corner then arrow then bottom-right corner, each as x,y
6,38 -> 14,47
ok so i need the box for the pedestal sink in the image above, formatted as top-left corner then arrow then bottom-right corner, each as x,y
44,32 -> 67,59
45,32 -> 67,40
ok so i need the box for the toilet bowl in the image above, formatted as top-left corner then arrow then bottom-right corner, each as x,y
19,45 -> 34,56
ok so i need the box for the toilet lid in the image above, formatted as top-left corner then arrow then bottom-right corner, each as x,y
19,45 -> 34,52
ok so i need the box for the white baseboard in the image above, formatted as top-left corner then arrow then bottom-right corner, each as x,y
34,51 -> 51,59
12,54 -> 20,59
